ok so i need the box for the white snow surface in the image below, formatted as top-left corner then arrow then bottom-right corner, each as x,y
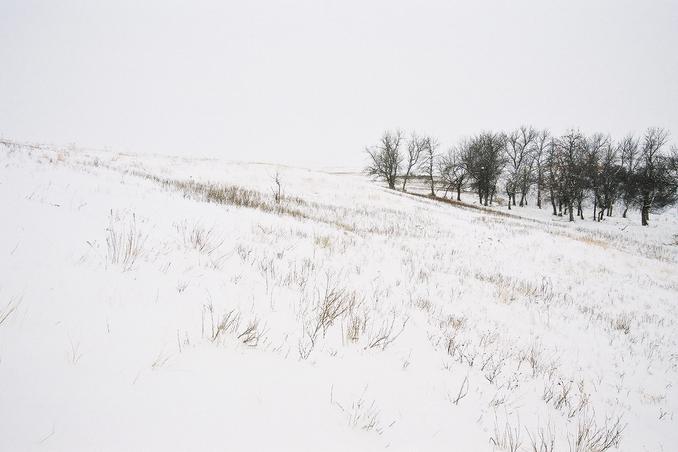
1,142 -> 677,451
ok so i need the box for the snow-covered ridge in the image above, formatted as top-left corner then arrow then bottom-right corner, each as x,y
1,141 -> 677,451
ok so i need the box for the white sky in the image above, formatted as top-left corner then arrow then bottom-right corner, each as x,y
1,0 -> 677,167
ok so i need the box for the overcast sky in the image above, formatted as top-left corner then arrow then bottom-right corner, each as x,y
1,0 -> 677,167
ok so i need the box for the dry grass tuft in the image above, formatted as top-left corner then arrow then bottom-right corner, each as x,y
568,411 -> 625,452
105,211 -> 146,271
176,220 -> 224,255
0,296 -> 22,327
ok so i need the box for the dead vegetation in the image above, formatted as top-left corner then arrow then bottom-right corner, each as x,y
613,314 -> 632,335
568,411 -> 625,452
450,375 -> 470,405
298,275 -> 358,359
105,210 -> 146,271
490,417 -> 522,452
175,220 -> 224,255
202,304 -> 267,348
525,422 -> 555,452
366,312 -> 409,351
333,387 -> 383,434
0,296 -> 21,327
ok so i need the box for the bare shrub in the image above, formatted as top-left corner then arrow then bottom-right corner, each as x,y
105,211 -> 146,271
554,379 -> 573,411
366,311 -> 409,351
446,314 -> 467,331
526,422 -> 555,452
568,380 -> 590,419
176,221 -> 224,255
151,351 -> 170,370
543,380 -> 556,405
282,257 -> 314,290
345,308 -> 368,344
446,332 -> 479,368
314,235 -> 332,249
235,244 -> 253,262
0,296 -> 21,327
521,342 -> 559,379
490,417 -> 522,452
415,296 -> 433,312
237,317 -> 266,347
271,171 -> 283,204
205,307 -> 241,342
568,410 -> 625,452
613,314 -> 632,335
334,388 -> 383,434
202,304 -> 266,347
299,276 -> 358,359
450,375 -> 469,405
482,354 -> 505,384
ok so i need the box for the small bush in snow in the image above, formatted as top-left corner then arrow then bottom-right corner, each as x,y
568,410 -> 625,452
105,211 -> 146,272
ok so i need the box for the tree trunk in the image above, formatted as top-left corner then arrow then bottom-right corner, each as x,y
569,202 -> 574,222
622,205 -> 628,218
641,197 -> 650,226
593,198 -> 597,221
507,190 -> 512,210
537,185 -> 542,209
456,184 -> 462,201
429,157 -> 435,196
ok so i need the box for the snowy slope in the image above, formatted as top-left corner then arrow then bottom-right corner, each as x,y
1,141 -> 677,451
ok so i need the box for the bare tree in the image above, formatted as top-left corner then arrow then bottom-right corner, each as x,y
631,128 -> 677,225
271,171 -> 283,203
419,136 -> 439,196
365,130 -> 404,190
619,135 -> 640,218
532,130 -> 550,209
545,137 -> 562,216
594,139 -> 623,221
517,154 -> 536,207
466,132 -> 506,206
557,130 -> 588,221
439,141 -> 469,201
583,133 -> 610,221
504,126 -> 537,210
402,133 -> 425,192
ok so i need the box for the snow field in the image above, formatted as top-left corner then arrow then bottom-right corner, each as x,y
1,141 -> 677,451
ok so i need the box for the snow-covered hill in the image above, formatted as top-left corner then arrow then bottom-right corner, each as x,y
1,141 -> 677,451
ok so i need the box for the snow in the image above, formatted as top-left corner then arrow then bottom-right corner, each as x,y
1,141 -> 677,451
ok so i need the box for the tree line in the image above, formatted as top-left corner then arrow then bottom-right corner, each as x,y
365,127 -> 678,225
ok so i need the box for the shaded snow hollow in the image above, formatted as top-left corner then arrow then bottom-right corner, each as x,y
1,142 -> 677,451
